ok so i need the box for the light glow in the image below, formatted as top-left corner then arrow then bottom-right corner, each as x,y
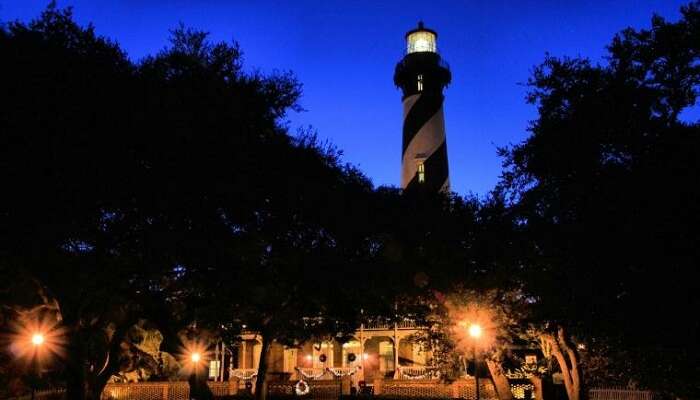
179,339 -> 209,373
10,315 -> 65,367
468,324 -> 482,339
414,39 -> 429,51
31,333 -> 45,346
450,300 -> 498,352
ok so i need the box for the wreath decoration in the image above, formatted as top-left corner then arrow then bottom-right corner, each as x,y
295,380 -> 310,396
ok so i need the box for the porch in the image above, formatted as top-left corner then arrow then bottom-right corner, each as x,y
223,319 -> 435,385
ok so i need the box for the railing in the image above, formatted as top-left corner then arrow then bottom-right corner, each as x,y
363,318 -> 419,330
397,319 -> 419,329
396,52 -> 451,70
364,320 -> 391,330
589,388 -> 656,400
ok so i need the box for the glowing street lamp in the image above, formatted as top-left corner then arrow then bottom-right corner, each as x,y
11,317 -> 65,400
467,323 -> 482,400
29,332 -> 45,400
187,349 -> 205,393
180,339 -> 208,370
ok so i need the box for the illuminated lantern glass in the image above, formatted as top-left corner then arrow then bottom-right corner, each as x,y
407,31 -> 437,54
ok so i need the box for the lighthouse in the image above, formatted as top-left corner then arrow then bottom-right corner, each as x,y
394,22 -> 451,193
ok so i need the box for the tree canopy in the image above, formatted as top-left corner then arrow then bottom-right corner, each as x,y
0,5 -> 378,399
499,2 -> 700,396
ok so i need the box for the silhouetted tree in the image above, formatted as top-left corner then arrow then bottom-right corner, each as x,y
0,4 -> 337,399
499,2 -> 700,397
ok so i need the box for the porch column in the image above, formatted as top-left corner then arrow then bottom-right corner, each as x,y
214,342 -> 220,381
220,342 -> 225,381
359,323 -> 365,382
393,323 -> 399,379
241,341 -> 247,369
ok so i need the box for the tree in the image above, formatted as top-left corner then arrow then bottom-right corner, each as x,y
0,5 -> 316,399
0,5 -> 175,399
411,287 -> 533,400
498,2 -> 700,397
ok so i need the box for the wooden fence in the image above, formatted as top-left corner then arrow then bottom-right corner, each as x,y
269,379 -> 342,400
589,388 -> 656,400
4,382 -> 658,400
102,381 -> 236,399
2,381 -> 237,400
380,379 -> 498,400
3,388 -> 65,400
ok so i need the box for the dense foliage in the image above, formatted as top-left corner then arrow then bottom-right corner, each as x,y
499,2 -> 700,397
0,5 -> 375,399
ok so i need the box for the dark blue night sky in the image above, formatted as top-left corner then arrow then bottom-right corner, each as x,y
1,1 -> 693,195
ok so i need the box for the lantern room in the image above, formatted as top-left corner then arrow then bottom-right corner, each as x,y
406,21 -> 437,54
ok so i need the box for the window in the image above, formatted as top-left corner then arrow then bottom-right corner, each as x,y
379,341 -> 394,371
417,162 -> 425,183
209,360 -> 221,379
417,74 -> 423,92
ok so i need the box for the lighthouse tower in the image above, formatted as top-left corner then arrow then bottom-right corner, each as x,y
394,22 -> 451,193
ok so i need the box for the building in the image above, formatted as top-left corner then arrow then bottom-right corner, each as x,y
221,318 -> 430,386
395,22 -> 451,193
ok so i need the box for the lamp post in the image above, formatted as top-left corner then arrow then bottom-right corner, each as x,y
468,324 -> 482,400
191,352 -> 202,399
30,333 -> 45,400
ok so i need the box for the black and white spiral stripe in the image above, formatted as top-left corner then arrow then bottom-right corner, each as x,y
401,89 -> 449,192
